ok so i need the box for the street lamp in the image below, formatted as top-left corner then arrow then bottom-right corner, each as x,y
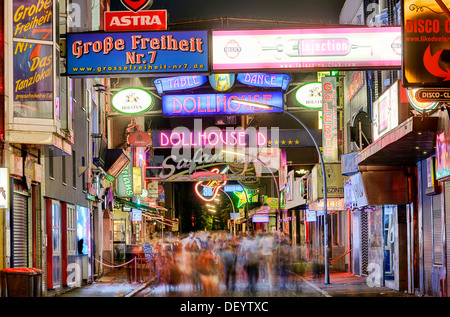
230,99 -> 330,285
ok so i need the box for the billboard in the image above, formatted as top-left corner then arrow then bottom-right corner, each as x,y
212,26 -> 401,71
67,30 -> 208,76
402,0 -> 450,87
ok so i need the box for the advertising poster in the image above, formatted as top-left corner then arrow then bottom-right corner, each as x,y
436,107 -> 450,180
13,0 -> 53,40
12,0 -> 54,106
403,0 -> 450,87
212,27 -> 401,71
13,42 -> 53,103
67,30 -> 208,76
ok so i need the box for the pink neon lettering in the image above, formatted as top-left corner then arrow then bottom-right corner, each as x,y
257,132 -> 267,146
160,132 -> 169,146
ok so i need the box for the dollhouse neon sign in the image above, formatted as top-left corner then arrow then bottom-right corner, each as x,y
157,130 -> 267,148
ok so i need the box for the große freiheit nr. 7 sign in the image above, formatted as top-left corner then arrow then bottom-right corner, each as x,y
66,30 -> 208,76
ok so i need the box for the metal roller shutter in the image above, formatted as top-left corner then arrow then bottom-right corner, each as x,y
445,181 -> 450,297
12,190 -> 29,267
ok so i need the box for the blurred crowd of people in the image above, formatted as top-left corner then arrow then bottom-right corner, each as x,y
142,231 -> 297,296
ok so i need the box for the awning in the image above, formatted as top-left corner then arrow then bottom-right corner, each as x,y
115,197 -> 177,226
355,116 -> 438,166
115,197 -> 168,212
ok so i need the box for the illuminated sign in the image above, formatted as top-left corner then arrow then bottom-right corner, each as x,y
230,213 -> 240,221
152,129 -> 267,148
115,152 -> 134,198
223,184 -> 244,192
121,0 -> 153,12
195,168 -> 228,202
408,88 -> 440,112
263,196 -> 284,209
154,75 -> 207,94
128,131 -> 152,147
212,27 -> 401,71
236,73 -> 291,90
162,92 -> 283,116
66,30 -> 208,76
308,198 -> 346,211
267,129 -> 322,147
414,88 -> 450,104
133,167 -> 142,195
0,168 -> 9,209
252,214 -> 270,223
347,72 -> 365,101
111,88 -> 153,114
132,209 -> 142,222
322,77 -> 338,162
373,81 -> 399,141
295,82 -> 322,109
104,10 -> 167,32
234,189 -> 257,208
209,74 -> 235,92
305,210 -> 316,222
402,0 -> 450,87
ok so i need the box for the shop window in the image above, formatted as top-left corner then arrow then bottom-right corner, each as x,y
383,205 -> 395,280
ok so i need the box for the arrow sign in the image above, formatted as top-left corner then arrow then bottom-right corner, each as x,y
423,46 -> 450,81
415,88 -> 450,102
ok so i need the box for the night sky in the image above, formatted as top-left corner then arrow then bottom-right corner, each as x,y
113,0 -> 347,24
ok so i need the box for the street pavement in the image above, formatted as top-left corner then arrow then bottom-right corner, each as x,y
51,267 -> 426,315
56,267 -> 417,298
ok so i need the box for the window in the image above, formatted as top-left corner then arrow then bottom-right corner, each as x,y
62,156 -> 66,185
72,150 -> 77,188
49,150 -> 54,179
82,156 -> 86,192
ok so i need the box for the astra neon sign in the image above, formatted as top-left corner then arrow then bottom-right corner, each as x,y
162,92 -> 283,116
154,130 -> 267,148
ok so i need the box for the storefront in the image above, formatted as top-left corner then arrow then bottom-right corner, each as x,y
346,113 -> 439,292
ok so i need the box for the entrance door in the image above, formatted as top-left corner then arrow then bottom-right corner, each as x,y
47,199 -> 61,289
51,201 -> 61,288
